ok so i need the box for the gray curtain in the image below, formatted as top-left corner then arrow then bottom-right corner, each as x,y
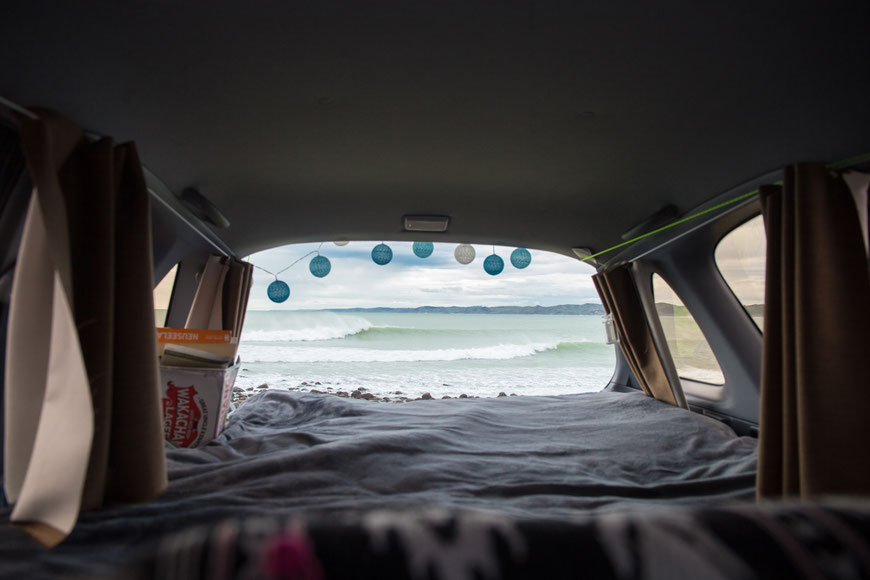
757,163 -> 870,498
0,123 -> 30,502
593,265 -> 680,406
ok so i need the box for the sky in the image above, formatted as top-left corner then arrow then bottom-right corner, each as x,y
154,218 -> 766,313
242,242 -> 601,310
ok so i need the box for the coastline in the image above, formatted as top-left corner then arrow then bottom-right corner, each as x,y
231,381 -> 519,407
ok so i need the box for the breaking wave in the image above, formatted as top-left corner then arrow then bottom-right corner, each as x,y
242,315 -> 378,342
239,340 -> 596,364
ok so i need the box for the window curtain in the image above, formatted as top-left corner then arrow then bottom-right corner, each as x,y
593,265 -> 681,407
757,163 -> 870,499
0,124 -> 31,499
3,110 -> 166,546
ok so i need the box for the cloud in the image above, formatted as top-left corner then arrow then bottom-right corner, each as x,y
244,242 -> 600,310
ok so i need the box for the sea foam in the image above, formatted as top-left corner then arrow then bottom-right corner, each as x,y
239,341 -> 566,363
242,313 -> 377,342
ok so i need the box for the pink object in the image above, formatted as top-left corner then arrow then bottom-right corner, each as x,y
262,531 -> 324,580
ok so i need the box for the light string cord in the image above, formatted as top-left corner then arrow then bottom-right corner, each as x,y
252,243 -> 324,279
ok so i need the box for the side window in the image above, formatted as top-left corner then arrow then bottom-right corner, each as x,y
652,274 -> 725,385
714,214 -> 766,330
153,264 -> 178,327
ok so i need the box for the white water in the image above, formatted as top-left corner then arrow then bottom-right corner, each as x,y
236,311 -> 616,399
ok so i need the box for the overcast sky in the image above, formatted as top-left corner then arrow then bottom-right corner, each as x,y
154,219 -> 766,313
243,242 -> 600,310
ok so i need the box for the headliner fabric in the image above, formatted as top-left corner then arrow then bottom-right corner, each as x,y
0,390 -> 757,578
3,2 -> 870,258
757,164 -> 870,498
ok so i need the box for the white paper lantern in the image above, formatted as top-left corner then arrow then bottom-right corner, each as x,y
454,244 -> 475,264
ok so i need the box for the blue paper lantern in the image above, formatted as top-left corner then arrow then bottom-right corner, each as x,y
483,254 -> 504,276
371,243 -> 393,265
412,241 -> 434,258
267,280 -> 290,303
510,248 -> 532,269
309,255 -> 331,277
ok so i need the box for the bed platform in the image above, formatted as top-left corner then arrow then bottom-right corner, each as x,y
2,390 -> 764,578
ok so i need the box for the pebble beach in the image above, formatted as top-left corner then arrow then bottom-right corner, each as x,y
231,381 -> 519,407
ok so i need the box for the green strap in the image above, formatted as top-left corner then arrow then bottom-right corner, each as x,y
582,153 -> 870,262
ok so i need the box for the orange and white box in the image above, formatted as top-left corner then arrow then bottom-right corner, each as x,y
157,328 -> 241,448
160,361 -> 240,448
156,327 -> 238,358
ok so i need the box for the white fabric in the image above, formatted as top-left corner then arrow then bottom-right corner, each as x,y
843,170 -> 869,256
4,191 -> 93,535
185,255 -> 228,330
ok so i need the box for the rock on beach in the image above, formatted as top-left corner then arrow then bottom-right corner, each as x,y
231,383 -> 511,407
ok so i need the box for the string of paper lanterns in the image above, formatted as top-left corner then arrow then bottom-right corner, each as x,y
255,241 -> 532,302
253,242 -> 333,303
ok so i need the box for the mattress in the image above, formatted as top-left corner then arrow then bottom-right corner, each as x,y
0,389 -> 759,578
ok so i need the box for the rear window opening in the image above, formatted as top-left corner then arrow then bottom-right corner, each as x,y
153,264 -> 178,327
652,273 -> 725,385
232,241 -> 615,401
715,214 -> 766,330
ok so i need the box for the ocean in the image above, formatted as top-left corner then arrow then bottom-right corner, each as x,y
235,311 -> 615,399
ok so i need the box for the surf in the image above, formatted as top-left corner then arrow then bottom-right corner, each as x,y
238,340 -> 601,364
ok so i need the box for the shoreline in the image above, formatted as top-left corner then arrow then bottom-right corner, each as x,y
231,382 -> 519,406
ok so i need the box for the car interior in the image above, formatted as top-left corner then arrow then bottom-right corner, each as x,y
1,1 -> 869,578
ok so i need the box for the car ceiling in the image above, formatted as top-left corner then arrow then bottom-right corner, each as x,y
1,1 -> 869,259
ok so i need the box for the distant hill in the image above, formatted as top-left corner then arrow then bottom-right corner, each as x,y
655,302 -> 689,317
329,304 -> 605,315
745,304 -> 764,317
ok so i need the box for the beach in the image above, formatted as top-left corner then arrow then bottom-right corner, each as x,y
232,310 -> 616,404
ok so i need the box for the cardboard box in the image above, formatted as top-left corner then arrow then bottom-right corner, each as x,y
156,327 -> 239,359
160,361 -> 240,448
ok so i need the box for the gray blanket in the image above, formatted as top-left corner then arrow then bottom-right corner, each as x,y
0,390 -> 758,578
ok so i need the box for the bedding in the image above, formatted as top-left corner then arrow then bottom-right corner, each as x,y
127,501 -> 870,580
0,390 -> 760,578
